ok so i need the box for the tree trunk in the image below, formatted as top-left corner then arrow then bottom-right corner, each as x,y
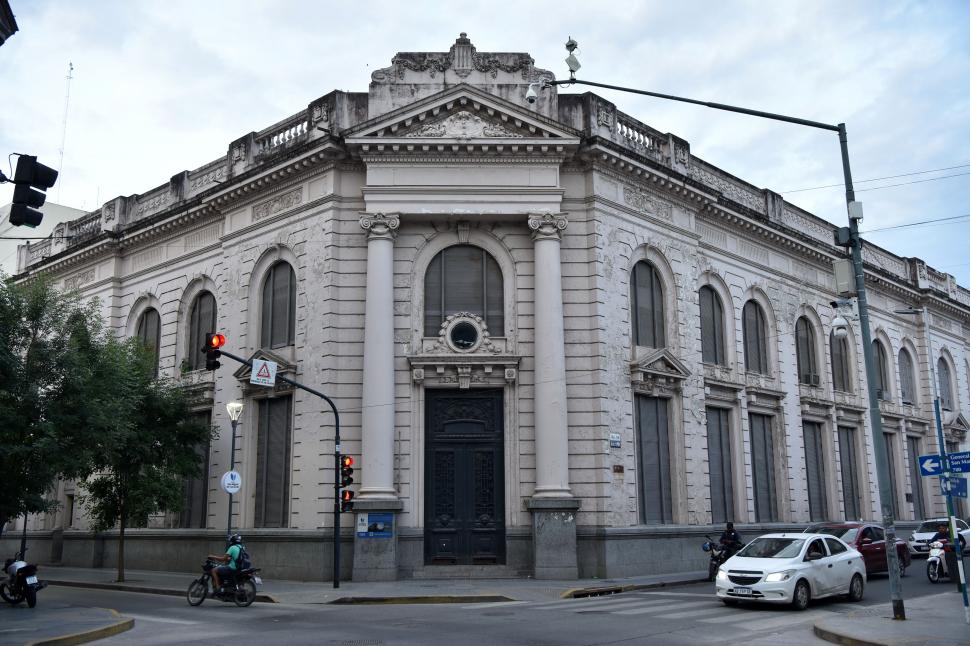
116,499 -> 126,583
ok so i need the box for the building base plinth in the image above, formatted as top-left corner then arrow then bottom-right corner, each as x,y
527,498 -> 580,580
351,500 -> 404,582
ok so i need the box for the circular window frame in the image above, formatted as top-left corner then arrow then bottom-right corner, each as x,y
444,316 -> 485,353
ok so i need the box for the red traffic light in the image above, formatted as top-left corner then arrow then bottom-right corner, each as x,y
340,490 -> 355,502
208,333 -> 227,349
340,455 -> 354,468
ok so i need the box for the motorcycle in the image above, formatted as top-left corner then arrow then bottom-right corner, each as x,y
186,560 -> 261,607
927,541 -> 950,583
1,550 -> 47,608
703,535 -> 729,582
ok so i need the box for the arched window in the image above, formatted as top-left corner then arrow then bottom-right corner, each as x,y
136,307 -> 161,377
795,317 -> 818,385
631,262 -> 665,348
424,245 -> 503,337
187,291 -> 216,371
872,340 -> 890,400
742,300 -> 769,374
261,262 -> 296,349
938,358 -> 954,411
830,331 -> 852,392
898,349 -> 916,405
699,286 -> 725,365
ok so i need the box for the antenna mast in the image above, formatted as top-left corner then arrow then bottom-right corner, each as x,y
56,61 -> 74,203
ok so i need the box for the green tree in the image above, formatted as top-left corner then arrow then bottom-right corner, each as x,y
80,337 -> 213,582
0,274 -> 107,541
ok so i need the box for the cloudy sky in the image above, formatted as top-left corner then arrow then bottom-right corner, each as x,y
1,1 -> 968,285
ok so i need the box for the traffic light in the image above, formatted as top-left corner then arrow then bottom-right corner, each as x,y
9,155 -> 58,227
339,455 -> 355,512
203,332 -> 226,370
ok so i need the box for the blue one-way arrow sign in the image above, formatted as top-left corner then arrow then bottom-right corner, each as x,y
919,454 -> 944,477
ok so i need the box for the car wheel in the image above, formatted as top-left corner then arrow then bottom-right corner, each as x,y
791,580 -> 811,611
846,574 -> 864,602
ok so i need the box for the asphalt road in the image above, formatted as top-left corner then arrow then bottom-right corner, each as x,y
17,565 -> 954,646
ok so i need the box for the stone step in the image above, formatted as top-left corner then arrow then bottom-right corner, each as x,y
402,564 -> 524,580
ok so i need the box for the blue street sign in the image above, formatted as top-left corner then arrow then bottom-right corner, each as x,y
919,454 -> 944,476
950,451 -> 970,475
942,476 -> 969,499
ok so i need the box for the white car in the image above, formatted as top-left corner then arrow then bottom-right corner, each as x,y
715,533 -> 867,610
908,518 -> 970,557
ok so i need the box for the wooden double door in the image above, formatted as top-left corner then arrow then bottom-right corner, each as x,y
424,389 -> 505,565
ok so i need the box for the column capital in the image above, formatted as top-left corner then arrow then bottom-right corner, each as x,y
359,212 -> 400,240
528,212 -> 568,241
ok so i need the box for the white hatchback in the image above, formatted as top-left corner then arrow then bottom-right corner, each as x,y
715,533 -> 867,610
907,518 -> 970,556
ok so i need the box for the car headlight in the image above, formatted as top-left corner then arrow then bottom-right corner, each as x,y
716,568 -> 729,581
764,569 -> 795,583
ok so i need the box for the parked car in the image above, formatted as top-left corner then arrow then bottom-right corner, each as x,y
715,533 -> 866,610
803,522 -> 911,576
908,518 -> 970,557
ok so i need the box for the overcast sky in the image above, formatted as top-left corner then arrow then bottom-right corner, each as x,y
1,1 -> 968,287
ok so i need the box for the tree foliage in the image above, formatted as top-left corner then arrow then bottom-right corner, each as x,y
0,274 -> 107,530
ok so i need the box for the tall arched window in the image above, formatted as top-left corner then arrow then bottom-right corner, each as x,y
699,286 -> 725,365
898,349 -> 916,405
795,317 -> 818,385
742,300 -> 769,374
187,291 -> 216,371
872,340 -> 890,400
136,307 -> 161,377
261,262 -> 296,349
631,262 -> 665,348
424,245 -> 503,337
831,331 -> 852,392
938,358 -> 954,411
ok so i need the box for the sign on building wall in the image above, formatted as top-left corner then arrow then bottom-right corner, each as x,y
356,512 -> 393,538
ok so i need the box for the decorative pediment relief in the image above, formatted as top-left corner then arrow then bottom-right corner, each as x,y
630,349 -> 690,395
945,412 -> 969,442
344,84 -> 581,152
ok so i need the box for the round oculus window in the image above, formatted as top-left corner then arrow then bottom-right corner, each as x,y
449,321 -> 479,350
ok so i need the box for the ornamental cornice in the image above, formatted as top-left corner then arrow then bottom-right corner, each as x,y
356,145 -> 570,159
699,204 -> 833,265
359,212 -> 400,240
208,156 -> 337,212
587,150 -> 714,206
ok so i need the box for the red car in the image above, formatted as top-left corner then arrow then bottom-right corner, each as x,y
804,522 -> 912,576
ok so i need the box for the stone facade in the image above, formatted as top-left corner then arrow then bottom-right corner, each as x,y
9,34 -> 969,581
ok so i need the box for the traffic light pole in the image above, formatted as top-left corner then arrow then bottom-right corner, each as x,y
217,349 -> 344,589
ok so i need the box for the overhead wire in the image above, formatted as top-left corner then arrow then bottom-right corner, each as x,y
781,163 -> 970,194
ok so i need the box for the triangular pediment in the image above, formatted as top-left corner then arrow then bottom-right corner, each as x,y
232,349 -> 297,381
630,348 -> 691,382
946,412 -> 970,439
344,84 -> 581,149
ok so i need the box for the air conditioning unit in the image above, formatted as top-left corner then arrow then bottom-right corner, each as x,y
809,374 -> 821,387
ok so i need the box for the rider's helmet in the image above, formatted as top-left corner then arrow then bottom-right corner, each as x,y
229,534 -> 243,545
702,541 -> 712,552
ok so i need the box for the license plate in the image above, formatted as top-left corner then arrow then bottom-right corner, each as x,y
253,576 -> 262,585
916,546 -> 928,551
733,587 -> 752,595
26,575 -> 37,585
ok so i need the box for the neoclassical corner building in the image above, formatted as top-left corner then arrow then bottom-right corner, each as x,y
13,34 -> 970,580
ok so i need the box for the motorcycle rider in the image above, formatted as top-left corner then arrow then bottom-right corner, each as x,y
207,534 -> 243,594
930,522 -> 967,551
719,522 -> 744,557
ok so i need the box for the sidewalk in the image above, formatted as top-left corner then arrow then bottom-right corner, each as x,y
24,565 -> 970,646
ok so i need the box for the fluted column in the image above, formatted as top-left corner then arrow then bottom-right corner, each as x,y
358,212 -> 399,501
528,212 -> 572,498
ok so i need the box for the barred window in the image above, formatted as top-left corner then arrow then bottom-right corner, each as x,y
803,421 -> 827,521
136,307 -> 161,378
424,245 -> 503,337
261,262 -> 296,349
187,291 -> 216,371
179,411 -> 211,529
706,407 -> 734,524
898,349 -> 916,405
636,395 -> 672,524
938,358 -> 954,411
631,262 -> 665,349
907,436 -> 926,520
795,317 -> 819,385
872,340 -> 890,400
838,426 -> 861,521
831,331 -> 852,392
255,396 -> 292,528
699,286 -> 725,365
750,413 -> 778,522
742,301 -> 769,374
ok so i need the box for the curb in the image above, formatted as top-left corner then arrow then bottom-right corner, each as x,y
46,580 -> 278,604
330,594 -> 514,605
562,576 -> 709,599
812,623 -> 885,646
26,608 -> 134,646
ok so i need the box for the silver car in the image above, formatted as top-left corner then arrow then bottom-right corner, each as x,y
715,533 -> 867,610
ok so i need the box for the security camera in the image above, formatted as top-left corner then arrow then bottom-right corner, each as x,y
831,314 -> 849,339
525,83 -> 539,104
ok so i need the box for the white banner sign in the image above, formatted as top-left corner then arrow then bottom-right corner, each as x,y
221,470 -> 242,494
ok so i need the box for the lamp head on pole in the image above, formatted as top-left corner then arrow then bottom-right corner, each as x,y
226,400 -> 244,421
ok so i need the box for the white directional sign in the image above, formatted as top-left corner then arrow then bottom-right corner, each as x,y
949,451 -> 970,475
221,470 -> 242,494
919,454 -> 944,477
250,359 -> 278,387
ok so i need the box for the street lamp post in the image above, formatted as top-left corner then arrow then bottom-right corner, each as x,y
895,307 -> 970,622
531,38 -> 906,619
225,401 -> 244,543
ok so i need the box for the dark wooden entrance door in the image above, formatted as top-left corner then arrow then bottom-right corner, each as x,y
425,389 -> 505,565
